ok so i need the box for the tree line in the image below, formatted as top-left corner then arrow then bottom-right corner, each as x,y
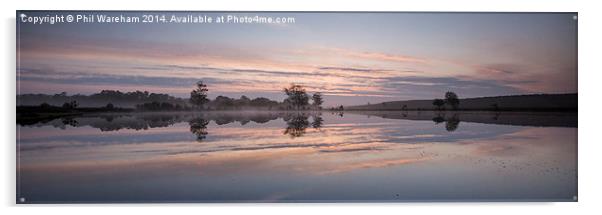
190,81 -> 324,111
20,80 -> 327,112
17,90 -> 188,108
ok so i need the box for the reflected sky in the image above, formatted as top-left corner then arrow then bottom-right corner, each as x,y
17,112 -> 576,202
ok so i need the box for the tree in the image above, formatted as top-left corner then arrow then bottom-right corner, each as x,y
160,102 -> 174,110
235,95 -> 251,107
432,99 -> 445,110
62,100 -> 78,109
250,97 -> 278,107
190,81 -> 209,109
212,95 -> 235,109
106,103 -> 114,109
39,102 -> 51,109
312,92 -> 323,108
283,84 -> 309,110
445,91 -> 460,110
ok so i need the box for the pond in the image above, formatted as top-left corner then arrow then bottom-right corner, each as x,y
16,111 -> 577,202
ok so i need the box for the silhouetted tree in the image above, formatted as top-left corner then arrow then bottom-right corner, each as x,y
207,95 -> 279,110
236,95 -> 251,107
312,92 -> 323,108
106,103 -> 114,109
445,91 -> 460,110
62,100 -> 78,109
190,81 -> 209,109
432,99 -> 445,110
283,84 -> 309,110
249,97 -> 273,106
212,95 -> 235,110
136,102 -> 182,111
39,102 -> 51,109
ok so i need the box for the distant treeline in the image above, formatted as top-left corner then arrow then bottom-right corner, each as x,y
135,102 -> 191,111
17,90 -> 188,108
207,96 -> 280,110
16,101 -> 133,125
17,91 -> 302,111
135,95 -> 307,111
17,83 -> 325,111
189,82 -> 324,111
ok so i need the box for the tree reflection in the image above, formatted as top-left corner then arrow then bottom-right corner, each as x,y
492,112 -> 501,121
60,118 -> 78,128
445,114 -> 460,132
312,115 -> 324,129
25,112 -> 284,131
432,113 -> 461,132
96,114 -> 181,131
283,114 -> 310,138
189,117 -> 209,142
283,113 -> 325,138
432,116 -> 445,124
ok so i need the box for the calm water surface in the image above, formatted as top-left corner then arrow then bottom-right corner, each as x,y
17,111 -> 577,202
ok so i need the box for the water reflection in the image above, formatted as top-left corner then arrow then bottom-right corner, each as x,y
60,118 -> 78,128
446,115 -> 460,132
16,111 -> 577,202
189,117 -> 209,142
17,111 -> 577,133
19,112 -> 335,140
432,113 -> 461,132
312,115 -> 324,129
283,114 -> 310,138
361,111 -> 576,128
15,111 -> 579,143
282,114 -> 324,138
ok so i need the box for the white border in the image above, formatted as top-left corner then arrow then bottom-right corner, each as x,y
3,0 -> 601,214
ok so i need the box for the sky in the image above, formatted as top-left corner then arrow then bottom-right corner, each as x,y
17,12 -> 577,106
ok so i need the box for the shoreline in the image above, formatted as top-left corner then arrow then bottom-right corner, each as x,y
17,109 -> 577,128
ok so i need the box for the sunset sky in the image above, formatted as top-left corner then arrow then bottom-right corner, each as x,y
17,12 -> 577,106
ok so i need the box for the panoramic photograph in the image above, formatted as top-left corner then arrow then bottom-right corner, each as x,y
16,11 -> 577,203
